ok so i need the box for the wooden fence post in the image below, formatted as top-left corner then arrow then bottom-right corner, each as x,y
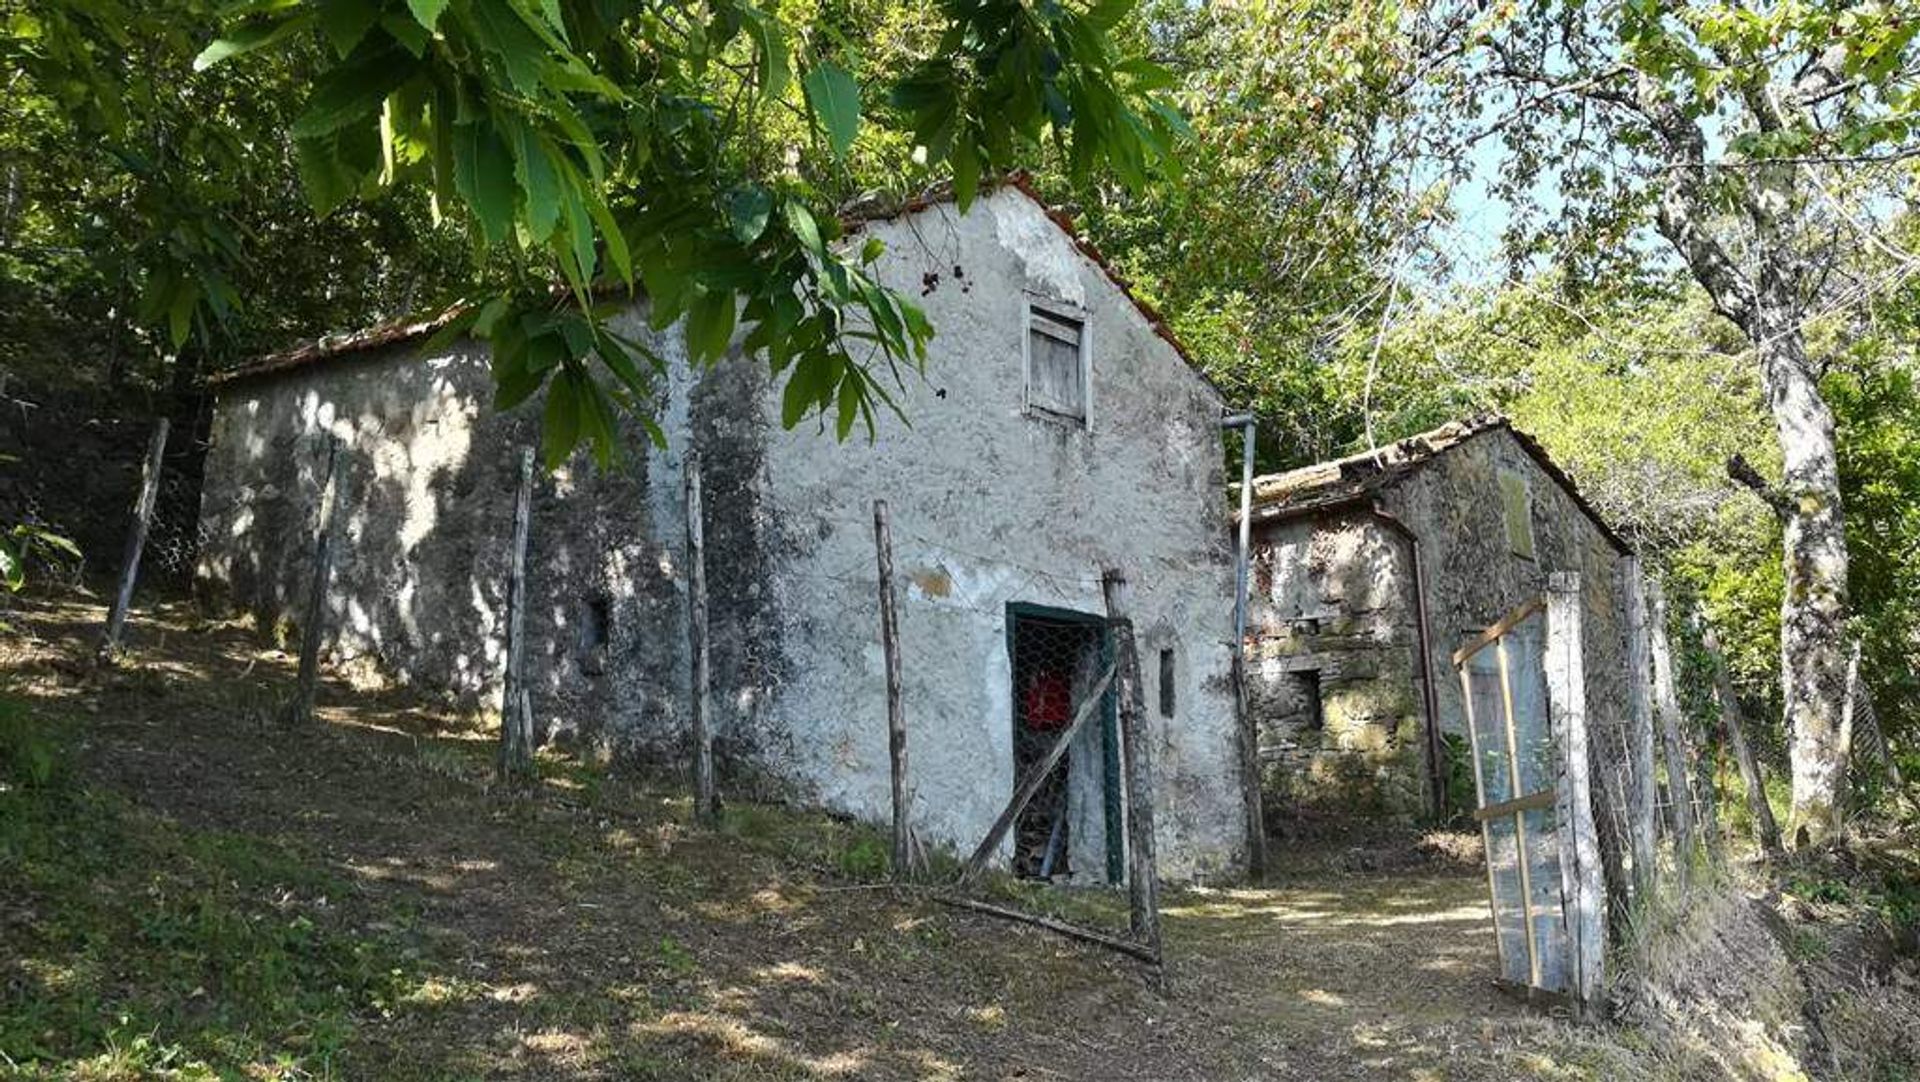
1620,557 -> 1660,901
1696,610 -> 1782,855
1647,578 -> 1697,881
686,452 -> 716,822
498,447 -> 538,783
1102,568 -> 1162,966
1544,573 -> 1605,1019
97,417 -> 169,664
281,435 -> 341,725
872,499 -> 913,877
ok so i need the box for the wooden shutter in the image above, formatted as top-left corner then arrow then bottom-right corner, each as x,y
1027,308 -> 1086,420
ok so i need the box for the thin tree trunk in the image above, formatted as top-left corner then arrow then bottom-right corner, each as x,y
281,437 -> 341,725
97,418 -> 169,664
1647,96 -> 1851,849
1695,611 -> 1782,855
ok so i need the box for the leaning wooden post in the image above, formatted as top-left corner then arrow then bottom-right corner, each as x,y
1102,568 -> 1162,965
1696,610 -> 1782,855
1544,573 -> 1605,1019
1620,557 -> 1660,901
97,417 -> 169,664
686,452 -> 716,822
1647,577 -> 1697,881
281,435 -> 341,725
498,447 -> 538,783
872,499 -> 913,877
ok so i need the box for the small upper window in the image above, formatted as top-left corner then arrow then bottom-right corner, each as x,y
1499,469 -> 1535,559
1025,301 -> 1087,423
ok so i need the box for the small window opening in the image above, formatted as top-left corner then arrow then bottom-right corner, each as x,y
1300,670 -> 1325,732
579,596 -> 611,676
1026,302 -> 1087,422
1158,648 -> 1176,717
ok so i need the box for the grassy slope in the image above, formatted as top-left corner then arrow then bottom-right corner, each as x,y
2,596 -> 1913,1081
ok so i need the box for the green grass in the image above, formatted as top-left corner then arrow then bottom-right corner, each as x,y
0,697 -> 417,1078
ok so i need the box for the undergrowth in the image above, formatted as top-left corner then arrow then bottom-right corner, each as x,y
0,696 -> 417,1079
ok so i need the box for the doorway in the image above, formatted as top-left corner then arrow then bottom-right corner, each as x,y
1007,604 -> 1124,883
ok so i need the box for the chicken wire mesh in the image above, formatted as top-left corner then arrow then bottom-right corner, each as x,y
1009,613 -> 1112,881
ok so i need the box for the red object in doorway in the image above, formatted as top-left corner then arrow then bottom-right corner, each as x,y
1022,669 -> 1073,731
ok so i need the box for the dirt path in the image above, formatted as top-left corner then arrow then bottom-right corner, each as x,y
3,597 -> 1602,1080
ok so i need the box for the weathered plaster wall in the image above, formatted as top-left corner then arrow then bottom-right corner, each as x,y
1246,515 -> 1425,819
740,189 -> 1245,881
197,324 -> 691,751
198,186 -> 1245,880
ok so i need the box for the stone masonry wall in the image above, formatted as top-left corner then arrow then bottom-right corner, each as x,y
1246,514 -> 1425,821
1243,426 -> 1632,830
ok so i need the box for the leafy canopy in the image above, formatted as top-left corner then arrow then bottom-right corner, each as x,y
184,0 -> 1188,464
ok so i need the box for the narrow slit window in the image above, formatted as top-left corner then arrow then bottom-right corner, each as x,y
1158,648 -> 1175,717
1301,670 -> 1324,732
1026,304 -> 1087,422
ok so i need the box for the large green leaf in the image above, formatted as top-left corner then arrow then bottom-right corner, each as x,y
802,63 -> 861,158
452,121 -> 518,244
290,45 -> 414,138
193,13 -> 315,71
784,200 -> 823,256
542,369 -> 582,467
319,0 -> 382,58
508,120 -> 561,242
407,0 -> 450,31
725,185 -> 773,244
685,290 -> 737,364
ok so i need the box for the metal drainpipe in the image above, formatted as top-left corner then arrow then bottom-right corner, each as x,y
1366,502 -> 1448,822
1221,412 -> 1267,877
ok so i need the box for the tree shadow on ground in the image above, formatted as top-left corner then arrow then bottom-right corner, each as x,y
1,596 -> 1626,1081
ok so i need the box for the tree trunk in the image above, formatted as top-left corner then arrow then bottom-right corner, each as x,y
1647,102 -> 1852,850
1757,321 -> 1851,848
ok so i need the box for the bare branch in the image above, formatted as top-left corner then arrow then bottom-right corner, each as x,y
1727,453 -> 1792,521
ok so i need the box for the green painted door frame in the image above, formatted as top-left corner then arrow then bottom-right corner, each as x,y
1005,602 -> 1125,884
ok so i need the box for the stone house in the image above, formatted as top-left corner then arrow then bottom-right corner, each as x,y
1242,416 -> 1633,826
196,180 -> 1248,881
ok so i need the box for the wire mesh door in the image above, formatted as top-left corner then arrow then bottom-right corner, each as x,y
1455,598 -> 1574,996
1009,607 -> 1123,883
